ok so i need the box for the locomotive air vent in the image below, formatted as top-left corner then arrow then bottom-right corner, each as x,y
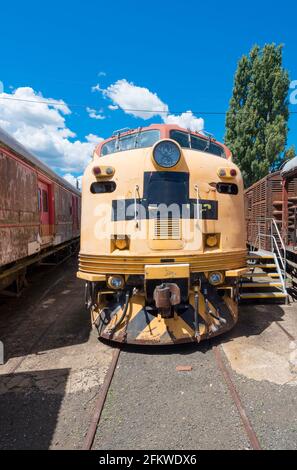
153,217 -> 181,240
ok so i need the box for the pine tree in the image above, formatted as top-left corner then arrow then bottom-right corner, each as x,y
225,44 -> 294,187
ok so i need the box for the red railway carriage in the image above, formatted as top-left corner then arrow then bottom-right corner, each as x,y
0,127 -> 81,292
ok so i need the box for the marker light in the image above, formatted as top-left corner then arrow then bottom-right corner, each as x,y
106,167 -> 114,175
93,166 -> 101,176
218,168 -> 226,177
218,168 -> 237,178
209,271 -> 224,286
107,275 -> 125,289
153,140 -> 181,168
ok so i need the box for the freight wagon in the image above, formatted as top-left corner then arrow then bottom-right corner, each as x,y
0,127 -> 81,293
245,159 -> 297,287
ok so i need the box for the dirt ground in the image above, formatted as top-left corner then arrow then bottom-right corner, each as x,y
0,258 -> 297,450
0,258 -> 113,449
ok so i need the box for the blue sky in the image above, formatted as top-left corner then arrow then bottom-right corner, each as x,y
1,0 -> 297,185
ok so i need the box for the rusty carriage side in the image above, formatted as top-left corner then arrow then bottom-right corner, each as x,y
245,165 -> 297,294
245,172 -> 284,251
245,170 -> 297,251
0,127 -> 81,293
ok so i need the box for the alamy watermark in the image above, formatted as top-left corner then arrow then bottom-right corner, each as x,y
92,200 -> 214,249
290,80 -> 297,105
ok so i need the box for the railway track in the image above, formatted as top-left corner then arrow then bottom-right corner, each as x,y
82,340 -> 264,451
1,265 -> 295,450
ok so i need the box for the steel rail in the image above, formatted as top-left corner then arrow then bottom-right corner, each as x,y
213,345 -> 262,450
82,346 -> 121,450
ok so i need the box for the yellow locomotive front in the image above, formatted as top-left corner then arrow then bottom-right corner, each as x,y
78,124 -> 247,344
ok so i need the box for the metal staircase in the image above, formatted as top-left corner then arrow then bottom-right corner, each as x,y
240,218 -> 289,303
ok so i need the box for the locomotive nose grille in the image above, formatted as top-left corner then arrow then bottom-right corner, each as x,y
153,218 -> 181,240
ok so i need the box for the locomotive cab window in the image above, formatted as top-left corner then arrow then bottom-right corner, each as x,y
170,130 -> 226,158
101,129 -> 160,156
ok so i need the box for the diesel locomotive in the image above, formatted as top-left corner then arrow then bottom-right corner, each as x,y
77,124 -> 247,344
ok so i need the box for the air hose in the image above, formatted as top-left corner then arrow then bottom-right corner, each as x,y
108,291 -> 131,337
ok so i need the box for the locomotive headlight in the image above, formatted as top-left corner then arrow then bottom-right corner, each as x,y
208,271 -> 224,286
152,140 -> 181,168
107,275 -> 125,289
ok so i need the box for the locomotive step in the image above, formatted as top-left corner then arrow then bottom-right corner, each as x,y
240,292 -> 287,299
245,272 -> 280,278
240,282 -> 282,288
248,263 -> 276,268
247,254 -> 274,260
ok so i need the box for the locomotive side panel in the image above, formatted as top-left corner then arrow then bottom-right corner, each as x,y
0,149 -> 39,267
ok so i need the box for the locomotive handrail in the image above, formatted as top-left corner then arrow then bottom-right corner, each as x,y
252,232 -> 285,271
194,184 -> 201,221
134,184 -> 140,229
252,232 -> 287,295
270,217 -> 287,287
249,217 -> 287,275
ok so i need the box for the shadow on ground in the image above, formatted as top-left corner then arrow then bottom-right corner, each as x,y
0,257 -> 92,361
0,368 -> 70,449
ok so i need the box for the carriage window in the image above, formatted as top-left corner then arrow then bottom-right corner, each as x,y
38,189 -> 41,211
170,130 -> 226,158
42,190 -> 48,212
101,130 -> 160,156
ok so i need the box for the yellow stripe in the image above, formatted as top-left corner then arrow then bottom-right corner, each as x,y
79,250 -> 246,275
240,292 -> 287,299
136,313 -> 199,342
145,263 -> 189,280
104,294 -> 145,333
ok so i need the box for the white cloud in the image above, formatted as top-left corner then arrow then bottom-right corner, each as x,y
86,107 -> 105,120
86,133 -> 103,144
91,83 -> 101,92
63,173 -> 82,190
98,78 -> 204,132
0,87 -> 103,173
164,111 -> 204,133
101,79 -> 168,119
98,71 -> 106,77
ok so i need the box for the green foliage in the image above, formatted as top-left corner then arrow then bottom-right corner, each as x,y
225,44 -> 293,187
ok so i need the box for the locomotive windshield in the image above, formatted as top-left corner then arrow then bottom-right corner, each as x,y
170,130 -> 226,158
101,129 -> 160,156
